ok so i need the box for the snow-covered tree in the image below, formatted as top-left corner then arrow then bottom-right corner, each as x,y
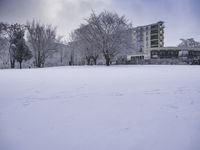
10,27 -> 32,69
0,23 -> 10,68
178,38 -> 200,48
72,11 -> 132,66
88,11 -> 132,65
26,20 -> 58,67
0,23 -> 7,56
74,24 -> 100,65
4,23 -> 26,68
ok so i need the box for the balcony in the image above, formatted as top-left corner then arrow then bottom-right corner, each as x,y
151,35 -> 158,40
151,30 -> 158,35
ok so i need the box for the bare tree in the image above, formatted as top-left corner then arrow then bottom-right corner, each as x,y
54,36 -> 69,66
67,33 -> 76,66
0,23 -> 9,68
67,32 -> 85,66
26,20 -> 57,67
74,24 -> 100,65
85,11 -> 132,66
0,23 -> 7,58
71,11 -> 132,66
57,42 -> 68,66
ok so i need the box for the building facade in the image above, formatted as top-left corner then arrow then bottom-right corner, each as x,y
120,21 -> 200,65
150,47 -> 200,59
132,21 -> 164,59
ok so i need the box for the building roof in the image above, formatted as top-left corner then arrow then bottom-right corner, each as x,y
133,21 -> 164,29
147,46 -> 200,51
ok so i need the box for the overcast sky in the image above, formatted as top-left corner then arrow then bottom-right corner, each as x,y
0,0 -> 199,46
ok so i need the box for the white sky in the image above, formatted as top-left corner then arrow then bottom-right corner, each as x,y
0,0 -> 200,46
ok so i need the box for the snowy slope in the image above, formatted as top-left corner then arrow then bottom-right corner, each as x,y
0,65 -> 200,150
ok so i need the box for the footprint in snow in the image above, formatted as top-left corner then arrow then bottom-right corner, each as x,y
166,105 -> 179,109
23,101 -> 30,106
115,93 -> 124,96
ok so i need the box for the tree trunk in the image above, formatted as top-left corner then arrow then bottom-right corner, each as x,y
70,55 -> 74,66
36,63 -> 41,68
105,57 -> 110,66
36,51 -> 44,68
10,59 -> 15,68
86,56 -> 91,65
92,56 -> 98,65
86,58 -> 90,65
19,62 -> 22,69
41,62 -> 45,68
9,45 -> 15,68
36,58 -> 43,68
60,56 -> 63,65
94,58 -> 97,65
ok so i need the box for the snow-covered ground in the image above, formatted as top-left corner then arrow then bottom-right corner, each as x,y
0,65 -> 200,150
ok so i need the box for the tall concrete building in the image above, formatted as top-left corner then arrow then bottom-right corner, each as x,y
133,21 -> 164,59
124,21 -> 200,64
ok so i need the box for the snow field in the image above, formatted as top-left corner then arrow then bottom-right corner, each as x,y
0,65 -> 200,150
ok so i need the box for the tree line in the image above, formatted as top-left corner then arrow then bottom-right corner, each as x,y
0,11 -> 135,69
0,20 -> 60,69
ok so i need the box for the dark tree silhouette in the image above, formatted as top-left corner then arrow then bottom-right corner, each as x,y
10,24 -> 32,69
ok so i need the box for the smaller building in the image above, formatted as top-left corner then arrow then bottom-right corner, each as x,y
127,54 -> 145,64
149,47 -> 200,60
123,47 -> 200,65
